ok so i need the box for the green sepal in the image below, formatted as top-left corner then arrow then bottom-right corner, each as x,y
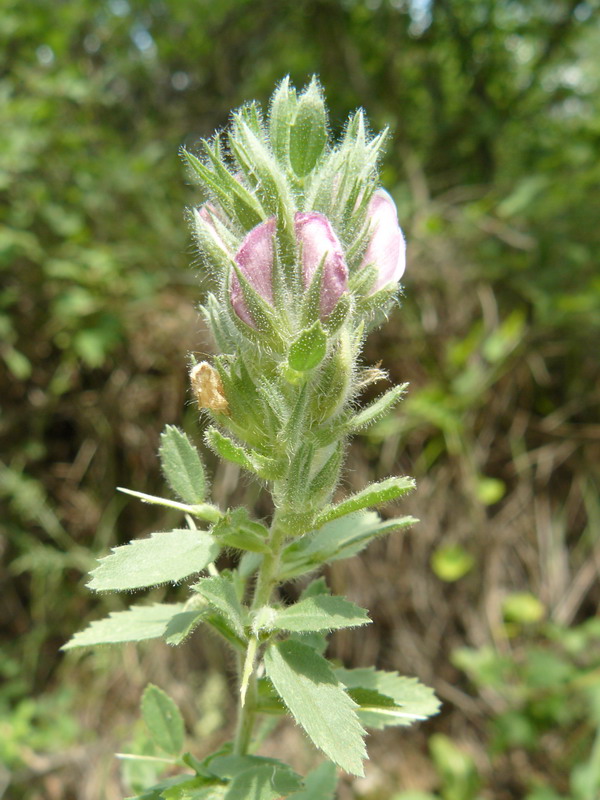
347,384 -> 408,433
288,321 -> 328,372
269,76 -> 297,166
212,508 -> 271,554
141,684 -> 185,756
289,77 -> 328,178
322,294 -> 351,335
183,147 -> 264,230
159,425 -> 208,506
284,441 -> 315,507
308,443 -> 343,504
229,260 -> 283,343
315,476 -> 416,526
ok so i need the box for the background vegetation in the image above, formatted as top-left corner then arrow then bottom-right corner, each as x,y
1,0 -> 599,798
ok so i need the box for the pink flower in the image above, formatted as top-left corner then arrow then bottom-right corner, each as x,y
294,212 -> 348,318
360,189 -> 406,291
230,217 -> 276,327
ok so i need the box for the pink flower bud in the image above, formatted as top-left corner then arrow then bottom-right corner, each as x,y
360,189 -> 406,291
294,212 -> 348,318
230,217 -> 276,327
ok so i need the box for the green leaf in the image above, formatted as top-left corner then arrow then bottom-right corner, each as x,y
87,530 -> 220,591
125,774 -> 202,800
162,780 -> 227,800
212,508 -> 271,554
225,765 -> 302,800
193,574 -> 246,638
163,609 -> 208,646
264,639 -> 366,776
335,667 -> 441,729
159,426 -> 208,505
62,603 -> 184,649
288,322 -> 328,372
141,684 -> 185,756
316,476 -> 415,526
205,428 -> 255,473
347,384 -> 408,432
273,595 -> 370,633
280,511 -> 416,579
289,79 -> 328,177
269,76 -> 297,164
288,761 -> 338,800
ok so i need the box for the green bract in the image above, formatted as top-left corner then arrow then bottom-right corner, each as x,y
64,78 -> 438,797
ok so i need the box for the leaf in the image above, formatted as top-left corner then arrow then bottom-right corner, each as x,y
213,508 -> 271,554
335,667 -> 441,729
289,78 -> 328,177
125,775 -> 201,800
162,780 -> 228,800
316,476 -> 415,526
225,765 -> 302,800
205,428 -> 255,473
264,639 -> 366,776
163,609 -> 208,646
193,575 -> 246,638
141,684 -> 185,755
62,603 -> 184,649
280,511 -> 416,579
88,530 -> 220,591
288,761 -> 338,800
159,426 -> 208,505
273,595 -> 370,633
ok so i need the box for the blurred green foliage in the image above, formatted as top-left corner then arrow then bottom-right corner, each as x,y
1,0 -> 599,798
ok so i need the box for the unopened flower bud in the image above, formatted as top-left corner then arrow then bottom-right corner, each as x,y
190,361 -> 229,414
294,212 -> 348,318
360,189 -> 406,291
230,218 -> 276,327
194,204 -> 233,258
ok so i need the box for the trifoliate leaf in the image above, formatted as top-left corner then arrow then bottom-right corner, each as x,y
87,530 -> 219,591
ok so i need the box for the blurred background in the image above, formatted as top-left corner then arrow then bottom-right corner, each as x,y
1,1 -> 599,798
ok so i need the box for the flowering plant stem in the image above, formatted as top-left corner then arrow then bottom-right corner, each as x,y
64,78 -> 440,800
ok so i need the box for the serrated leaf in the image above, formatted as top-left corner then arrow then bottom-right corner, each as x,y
264,639 -> 366,776
335,667 -> 441,728
159,426 -> 208,505
62,603 -> 183,649
141,684 -> 185,755
288,761 -> 337,800
316,476 -> 415,526
273,595 -> 370,633
194,575 -> 246,638
280,511 -> 416,579
87,530 -> 220,591
205,428 -> 255,473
